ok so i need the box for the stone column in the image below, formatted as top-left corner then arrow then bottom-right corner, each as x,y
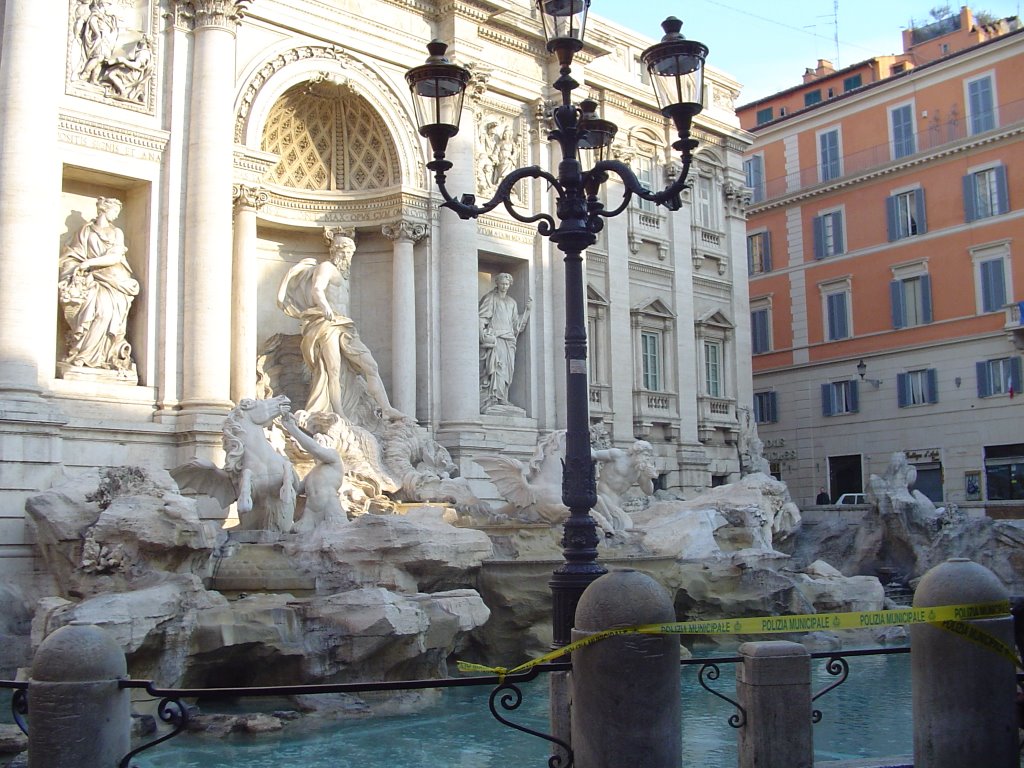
231,184 -> 269,404
0,0 -> 64,409
571,570 -> 680,768
28,624 -> 130,768
382,220 -> 427,417
912,558 -> 1017,767
178,0 -> 247,413
437,110 -> 480,430
736,641 -> 813,768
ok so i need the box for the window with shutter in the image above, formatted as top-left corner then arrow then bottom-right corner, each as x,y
979,257 -> 1007,313
967,75 -> 996,135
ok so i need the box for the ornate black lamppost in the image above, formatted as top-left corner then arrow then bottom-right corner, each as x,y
407,1 -> 708,647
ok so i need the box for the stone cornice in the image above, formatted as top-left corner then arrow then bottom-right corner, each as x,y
58,111 -> 168,162
477,212 -> 538,245
256,188 -> 432,229
627,260 -> 673,280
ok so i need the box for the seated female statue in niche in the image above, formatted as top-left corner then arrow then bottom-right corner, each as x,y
57,197 -> 140,376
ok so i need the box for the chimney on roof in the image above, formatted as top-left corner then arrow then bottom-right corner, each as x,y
802,59 -> 836,83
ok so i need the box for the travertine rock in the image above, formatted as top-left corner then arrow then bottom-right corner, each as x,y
25,466 -> 221,598
285,507 -> 493,593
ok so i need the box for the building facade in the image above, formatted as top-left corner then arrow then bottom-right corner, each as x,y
0,0 -> 753,591
741,8 -> 1024,508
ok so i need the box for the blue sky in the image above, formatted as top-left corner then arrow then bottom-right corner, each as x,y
592,0 -> 1024,102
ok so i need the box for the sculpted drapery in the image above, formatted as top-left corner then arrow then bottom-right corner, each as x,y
57,197 -> 139,371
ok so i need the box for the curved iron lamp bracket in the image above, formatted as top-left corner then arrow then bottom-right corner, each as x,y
589,151 -> 695,219
427,160 -> 560,235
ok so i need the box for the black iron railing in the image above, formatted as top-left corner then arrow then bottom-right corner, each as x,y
1,647 -> 912,767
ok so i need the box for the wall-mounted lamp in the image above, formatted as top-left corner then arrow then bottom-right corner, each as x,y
856,359 -> 883,388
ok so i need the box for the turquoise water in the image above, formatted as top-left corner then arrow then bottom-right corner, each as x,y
134,651 -> 912,767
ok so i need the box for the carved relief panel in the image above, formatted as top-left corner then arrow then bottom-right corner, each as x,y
67,0 -> 157,112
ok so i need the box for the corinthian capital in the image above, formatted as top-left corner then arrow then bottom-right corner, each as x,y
382,220 -> 427,244
232,184 -> 269,210
177,0 -> 250,30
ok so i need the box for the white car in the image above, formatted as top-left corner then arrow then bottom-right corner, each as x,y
835,493 -> 867,505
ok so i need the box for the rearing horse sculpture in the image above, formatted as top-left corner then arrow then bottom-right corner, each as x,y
171,396 -> 299,533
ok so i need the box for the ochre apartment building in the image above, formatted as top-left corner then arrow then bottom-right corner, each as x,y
741,7 -> 1024,509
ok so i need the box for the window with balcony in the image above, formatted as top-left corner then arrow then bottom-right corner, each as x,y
966,74 -> 996,135
818,128 -> 841,182
890,273 -> 933,328
632,298 -> 675,398
641,330 -> 661,391
822,380 -> 859,415
633,153 -> 656,213
743,154 -> 765,203
963,165 -> 1009,222
747,230 -> 772,275
890,103 -> 916,159
694,174 -> 719,231
704,340 -> 722,397
886,188 -> 927,240
977,356 -> 1022,398
753,391 -> 778,424
751,303 -> 771,355
897,369 -> 938,407
813,209 -> 844,259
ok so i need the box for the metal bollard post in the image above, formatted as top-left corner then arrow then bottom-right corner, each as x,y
736,640 -> 813,768
911,558 -> 1017,768
27,623 -> 130,768
570,570 -> 680,768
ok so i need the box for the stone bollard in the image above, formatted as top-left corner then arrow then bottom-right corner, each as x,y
27,623 -> 130,768
736,640 -> 813,768
911,558 -> 1017,768
570,569 -> 679,768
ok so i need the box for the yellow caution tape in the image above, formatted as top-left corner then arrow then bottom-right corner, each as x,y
456,600 -> 1020,678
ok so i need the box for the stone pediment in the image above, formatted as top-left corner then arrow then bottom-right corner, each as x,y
696,308 -> 733,329
632,296 -> 675,319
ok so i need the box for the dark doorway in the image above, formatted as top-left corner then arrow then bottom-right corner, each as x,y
828,454 -> 862,502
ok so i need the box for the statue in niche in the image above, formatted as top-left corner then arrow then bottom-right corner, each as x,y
479,272 -> 531,414
57,196 -> 140,378
170,396 -> 300,534
277,231 -> 403,424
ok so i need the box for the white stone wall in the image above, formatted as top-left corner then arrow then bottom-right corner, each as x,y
0,0 -> 753,588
